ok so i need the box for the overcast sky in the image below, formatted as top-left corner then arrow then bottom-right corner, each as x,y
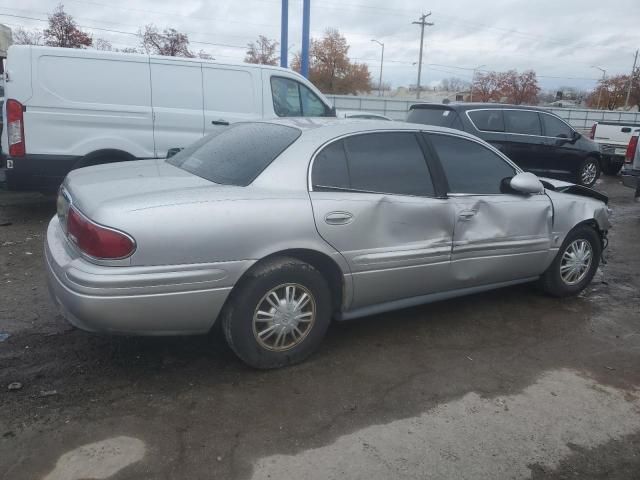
3,0 -> 640,91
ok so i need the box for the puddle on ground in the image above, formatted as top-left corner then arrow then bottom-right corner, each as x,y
251,369 -> 640,480
44,436 -> 145,480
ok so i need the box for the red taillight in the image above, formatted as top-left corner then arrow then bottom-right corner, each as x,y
589,122 -> 597,140
67,207 -> 135,259
625,135 -> 638,164
6,99 -> 26,157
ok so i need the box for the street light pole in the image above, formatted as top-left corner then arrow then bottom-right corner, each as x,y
591,66 -> 606,110
469,64 -> 486,102
371,39 -> 384,97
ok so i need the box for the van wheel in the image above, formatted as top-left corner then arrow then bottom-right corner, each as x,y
539,225 -> 601,297
73,151 -> 133,170
577,157 -> 600,187
221,257 -> 331,369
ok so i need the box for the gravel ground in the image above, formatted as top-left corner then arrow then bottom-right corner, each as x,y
0,175 -> 639,479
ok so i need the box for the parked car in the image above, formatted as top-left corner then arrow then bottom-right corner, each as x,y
1,45 -> 335,192
336,110 -> 392,121
46,120 -> 610,369
407,103 -> 602,187
589,120 -> 640,175
621,130 -> 640,200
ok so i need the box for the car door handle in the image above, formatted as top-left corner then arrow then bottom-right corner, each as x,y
211,119 -> 230,126
458,209 -> 477,220
324,212 -> 353,225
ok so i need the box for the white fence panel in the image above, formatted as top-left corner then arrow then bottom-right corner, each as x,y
326,94 -> 640,132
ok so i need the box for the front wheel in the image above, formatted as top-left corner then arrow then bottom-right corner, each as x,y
577,157 -> 600,187
221,257 -> 332,369
539,225 -> 602,297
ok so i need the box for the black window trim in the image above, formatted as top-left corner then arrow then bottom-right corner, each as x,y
308,129 -> 440,198
422,130 -> 522,197
270,75 -> 333,118
465,108 -> 574,139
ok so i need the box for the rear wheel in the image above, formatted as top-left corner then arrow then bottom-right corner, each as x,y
577,157 -> 600,187
601,157 -> 622,176
540,225 -> 601,297
221,257 -> 331,369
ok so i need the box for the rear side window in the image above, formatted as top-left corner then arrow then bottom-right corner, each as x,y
271,77 -> 332,117
541,113 -> 573,138
428,134 -> 515,194
504,110 -> 542,136
407,107 -> 460,129
468,110 -> 505,132
168,123 -> 301,186
313,132 -> 434,197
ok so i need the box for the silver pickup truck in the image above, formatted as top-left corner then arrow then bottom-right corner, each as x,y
621,130 -> 640,199
590,121 -> 640,175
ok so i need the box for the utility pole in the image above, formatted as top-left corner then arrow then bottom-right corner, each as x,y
469,64 -> 486,102
371,39 -> 384,96
412,12 -> 433,100
591,66 -> 606,110
625,49 -> 638,109
280,0 -> 288,68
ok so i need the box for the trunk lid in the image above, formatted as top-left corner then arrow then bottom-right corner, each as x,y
63,159 -> 229,219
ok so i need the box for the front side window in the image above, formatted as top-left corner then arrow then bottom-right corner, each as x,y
312,132 -> 434,197
271,77 -> 331,117
541,113 -> 573,138
168,123 -> 301,186
428,134 -> 515,194
504,110 -> 542,136
468,110 -> 505,132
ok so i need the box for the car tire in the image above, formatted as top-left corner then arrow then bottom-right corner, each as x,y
577,157 -> 600,187
221,256 -> 332,369
539,225 -> 601,297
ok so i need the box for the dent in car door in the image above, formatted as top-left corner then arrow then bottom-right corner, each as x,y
311,192 -> 456,309
450,194 -> 553,287
308,132 -> 456,309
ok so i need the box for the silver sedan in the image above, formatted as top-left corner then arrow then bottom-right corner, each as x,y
46,119 -> 610,368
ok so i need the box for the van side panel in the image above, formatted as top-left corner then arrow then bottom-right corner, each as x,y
28,50 -> 154,159
202,65 -> 261,135
150,59 -> 204,158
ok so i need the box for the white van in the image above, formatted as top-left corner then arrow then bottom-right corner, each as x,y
2,45 -> 335,191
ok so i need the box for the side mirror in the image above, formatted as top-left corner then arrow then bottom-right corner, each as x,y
510,172 -> 544,194
572,130 -> 581,140
166,147 -> 183,159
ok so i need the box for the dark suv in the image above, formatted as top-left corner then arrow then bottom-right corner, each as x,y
407,103 -> 602,187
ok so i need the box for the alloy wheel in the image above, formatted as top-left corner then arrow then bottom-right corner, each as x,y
252,283 -> 316,351
560,239 -> 593,285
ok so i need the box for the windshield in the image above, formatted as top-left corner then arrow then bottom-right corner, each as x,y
167,123 -> 301,186
407,107 -> 458,127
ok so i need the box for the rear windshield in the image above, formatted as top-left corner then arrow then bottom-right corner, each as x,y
407,107 -> 458,127
167,123 -> 301,186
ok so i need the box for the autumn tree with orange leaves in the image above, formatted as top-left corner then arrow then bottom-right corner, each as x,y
472,70 -> 540,105
292,29 -> 372,94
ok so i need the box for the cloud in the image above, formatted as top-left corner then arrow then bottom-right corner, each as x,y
5,0 -> 640,90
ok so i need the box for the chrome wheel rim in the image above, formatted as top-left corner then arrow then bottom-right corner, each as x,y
560,239 -> 593,285
581,161 -> 597,185
252,283 -> 316,352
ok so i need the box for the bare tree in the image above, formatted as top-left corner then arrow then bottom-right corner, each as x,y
44,3 -> 92,48
13,27 -> 44,46
95,38 -> 112,51
140,24 -> 194,57
440,77 -> 470,92
245,35 -> 279,65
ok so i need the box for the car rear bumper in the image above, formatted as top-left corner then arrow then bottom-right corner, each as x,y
45,217 -> 252,335
4,154 -> 79,192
